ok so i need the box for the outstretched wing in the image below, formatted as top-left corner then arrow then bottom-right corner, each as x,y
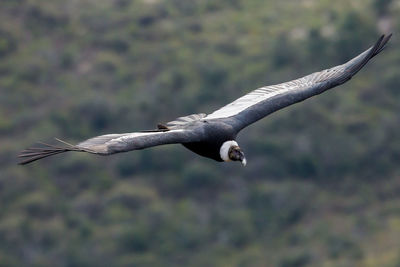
18,128 -> 202,165
204,34 -> 392,132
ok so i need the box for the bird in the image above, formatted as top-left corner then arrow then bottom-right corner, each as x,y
19,34 -> 392,166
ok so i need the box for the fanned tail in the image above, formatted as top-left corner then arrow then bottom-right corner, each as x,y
18,138 -> 88,165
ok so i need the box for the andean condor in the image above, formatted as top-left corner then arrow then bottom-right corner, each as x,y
19,34 -> 392,166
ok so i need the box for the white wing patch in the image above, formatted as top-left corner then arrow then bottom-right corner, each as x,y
204,78 -> 312,120
106,131 -> 164,144
204,64 -> 346,120
77,130 -> 186,152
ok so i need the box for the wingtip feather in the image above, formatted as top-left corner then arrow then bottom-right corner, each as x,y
17,138 -> 82,165
373,33 -> 392,56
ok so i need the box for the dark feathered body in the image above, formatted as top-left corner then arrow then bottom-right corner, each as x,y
181,119 -> 237,161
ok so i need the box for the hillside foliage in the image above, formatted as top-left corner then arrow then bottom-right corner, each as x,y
1,0 -> 400,266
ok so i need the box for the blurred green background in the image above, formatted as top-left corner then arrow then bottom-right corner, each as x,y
1,0 -> 400,266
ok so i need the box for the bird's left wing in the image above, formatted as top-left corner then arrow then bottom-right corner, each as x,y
204,34 -> 392,132
18,128 -> 202,165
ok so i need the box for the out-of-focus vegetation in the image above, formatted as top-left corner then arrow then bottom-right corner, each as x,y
1,0 -> 400,266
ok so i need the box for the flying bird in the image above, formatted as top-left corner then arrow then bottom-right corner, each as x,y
19,34 -> 392,166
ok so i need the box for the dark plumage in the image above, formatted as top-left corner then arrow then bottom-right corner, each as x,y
19,34 -> 392,166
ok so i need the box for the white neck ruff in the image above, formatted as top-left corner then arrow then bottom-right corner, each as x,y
220,140 -> 238,162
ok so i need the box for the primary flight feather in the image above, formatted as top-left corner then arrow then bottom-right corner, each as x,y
19,34 -> 392,166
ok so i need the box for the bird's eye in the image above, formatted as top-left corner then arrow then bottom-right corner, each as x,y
234,151 -> 241,160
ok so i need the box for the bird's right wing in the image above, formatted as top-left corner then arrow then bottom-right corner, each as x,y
204,34 -> 392,132
18,128 -> 203,165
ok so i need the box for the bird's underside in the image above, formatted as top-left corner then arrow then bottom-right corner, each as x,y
18,34 -> 392,165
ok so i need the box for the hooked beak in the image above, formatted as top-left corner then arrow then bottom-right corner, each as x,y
240,154 -> 247,166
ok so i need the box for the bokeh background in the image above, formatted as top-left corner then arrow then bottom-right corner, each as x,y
1,0 -> 400,266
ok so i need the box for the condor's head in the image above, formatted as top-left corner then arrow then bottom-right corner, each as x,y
219,140 -> 247,166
